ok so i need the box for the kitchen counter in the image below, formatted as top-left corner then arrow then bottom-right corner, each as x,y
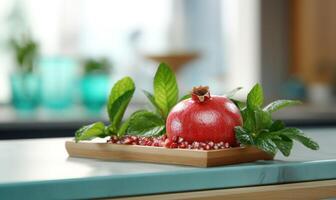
0,128 -> 336,199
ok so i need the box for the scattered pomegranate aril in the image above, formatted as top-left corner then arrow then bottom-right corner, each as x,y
123,137 -> 133,145
224,142 -> 230,148
170,142 -> 178,148
106,135 -> 232,150
161,135 -> 167,141
178,143 -> 187,149
171,135 -> 178,143
208,141 -> 214,148
192,141 -> 200,148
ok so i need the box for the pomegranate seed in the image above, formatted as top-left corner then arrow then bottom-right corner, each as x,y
123,137 -> 133,144
164,138 -> 172,147
153,142 -> 160,147
170,142 -> 178,148
161,135 -> 167,141
224,142 -> 230,148
178,137 -> 184,143
208,141 -> 214,147
178,143 -> 187,149
131,136 -> 138,141
199,142 -> 206,148
192,141 -> 200,148
171,136 -> 178,142
107,134 -> 234,150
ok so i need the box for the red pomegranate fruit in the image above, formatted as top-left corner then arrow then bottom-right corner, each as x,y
166,86 -> 242,146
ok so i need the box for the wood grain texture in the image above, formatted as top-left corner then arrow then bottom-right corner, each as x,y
111,180 -> 336,200
65,141 -> 273,167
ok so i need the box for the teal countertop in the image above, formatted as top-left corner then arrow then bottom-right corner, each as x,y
0,128 -> 336,199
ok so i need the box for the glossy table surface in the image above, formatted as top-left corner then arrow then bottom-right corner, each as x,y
0,128 -> 336,199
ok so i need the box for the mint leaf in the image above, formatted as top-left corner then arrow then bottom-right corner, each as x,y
264,100 -> 301,113
154,63 -> 179,118
117,110 -> 147,137
225,87 -> 243,98
273,128 -> 319,150
75,122 -> 106,142
107,77 -> 135,131
272,135 -> 293,156
270,120 -> 285,132
247,84 -> 264,109
230,98 -> 246,110
126,110 -> 165,137
234,83 -> 318,157
241,108 -> 256,132
255,131 -> 278,155
255,137 -> 277,155
235,126 -> 254,145
143,90 -> 164,117
254,108 -> 272,131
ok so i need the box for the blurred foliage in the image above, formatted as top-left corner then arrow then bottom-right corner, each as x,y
9,35 -> 39,74
83,58 -> 112,74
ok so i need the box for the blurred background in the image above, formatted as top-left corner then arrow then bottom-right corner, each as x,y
0,0 -> 335,139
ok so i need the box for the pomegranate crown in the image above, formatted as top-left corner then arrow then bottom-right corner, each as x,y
192,86 -> 210,102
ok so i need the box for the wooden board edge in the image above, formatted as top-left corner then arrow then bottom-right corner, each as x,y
65,141 -> 274,168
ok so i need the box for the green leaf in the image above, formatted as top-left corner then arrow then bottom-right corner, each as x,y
75,122 -> 106,142
126,110 -> 166,137
117,110 -> 147,137
272,128 -> 319,150
270,120 -> 285,132
154,63 -> 179,118
247,84 -> 264,109
225,87 -> 243,98
241,108 -> 256,132
105,124 -> 117,136
107,77 -> 135,130
143,90 -> 164,117
264,100 -> 301,113
255,132 -> 277,155
254,108 -> 273,131
179,93 -> 191,102
272,135 -> 293,157
230,98 -> 246,110
235,126 -> 254,145
117,118 -> 131,137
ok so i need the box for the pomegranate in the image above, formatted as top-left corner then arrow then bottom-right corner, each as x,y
166,86 -> 242,146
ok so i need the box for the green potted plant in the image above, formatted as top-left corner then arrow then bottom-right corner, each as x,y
80,58 -> 112,110
9,35 -> 40,110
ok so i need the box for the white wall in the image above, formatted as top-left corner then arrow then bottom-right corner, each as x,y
222,0 -> 261,99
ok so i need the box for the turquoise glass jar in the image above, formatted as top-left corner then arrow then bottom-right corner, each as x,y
10,73 -> 41,110
80,74 -> 110,110
39,57 -> 78,109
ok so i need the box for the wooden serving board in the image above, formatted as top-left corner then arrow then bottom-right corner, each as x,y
65,141 -> 273,167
